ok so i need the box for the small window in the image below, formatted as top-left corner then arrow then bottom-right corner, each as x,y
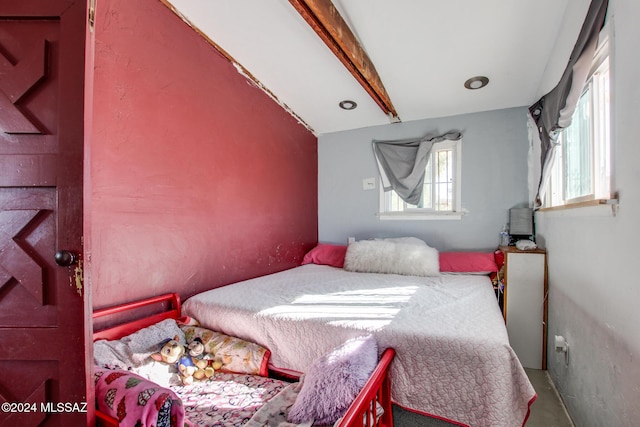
547,34 -> 611,207
379,139 -> 462,219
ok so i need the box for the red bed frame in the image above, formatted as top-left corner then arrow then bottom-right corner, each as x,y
93,293 -> 395,427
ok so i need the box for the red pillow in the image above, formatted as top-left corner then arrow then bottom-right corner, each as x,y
439,252 -> 498,273
302,244 -> 348,268
493,249 -> 505,269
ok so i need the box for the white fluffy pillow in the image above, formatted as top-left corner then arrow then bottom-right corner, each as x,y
374,236 -> 427,246
344,239 -> 440,277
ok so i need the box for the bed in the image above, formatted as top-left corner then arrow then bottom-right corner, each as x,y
181,240 -> 537,427
92,293 -> 396,427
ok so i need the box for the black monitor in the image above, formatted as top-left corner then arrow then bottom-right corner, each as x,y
509,208 -> 534,241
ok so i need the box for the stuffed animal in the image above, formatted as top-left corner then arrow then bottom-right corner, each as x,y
187,338 -> 217,380
187,337 -> 206,358
187,337 -> 223,370
151,336 -> 203,385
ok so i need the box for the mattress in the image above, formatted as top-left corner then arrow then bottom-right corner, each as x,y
183,264 -> 535,427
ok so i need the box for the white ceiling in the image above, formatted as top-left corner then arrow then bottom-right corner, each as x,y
166,0 -> 591,136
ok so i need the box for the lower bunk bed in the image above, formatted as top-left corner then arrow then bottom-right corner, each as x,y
92,293 -> 395,427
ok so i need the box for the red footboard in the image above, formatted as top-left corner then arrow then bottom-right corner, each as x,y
92,293 -> 395,427
337,348 -> 395,427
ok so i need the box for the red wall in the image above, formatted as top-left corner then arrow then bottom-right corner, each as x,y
88,0 -> 318,309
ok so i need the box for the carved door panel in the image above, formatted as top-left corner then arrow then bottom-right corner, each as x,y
0,1 -> 88,425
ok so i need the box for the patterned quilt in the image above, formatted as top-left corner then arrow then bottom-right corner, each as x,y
94,367 -> 192,427
171,372 -> 289,426
183,264 -> 536,427
95,367 -> 293,427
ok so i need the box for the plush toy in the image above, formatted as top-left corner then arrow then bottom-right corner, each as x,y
187,337 -> 223,370
187,337 -> 206,358
151,336 -> 206,385
187,338 -> 217,380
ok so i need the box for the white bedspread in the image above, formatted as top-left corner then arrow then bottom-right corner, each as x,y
183,265 -> 536,427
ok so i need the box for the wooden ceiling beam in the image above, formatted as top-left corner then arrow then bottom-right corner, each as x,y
289,0 -> 400,122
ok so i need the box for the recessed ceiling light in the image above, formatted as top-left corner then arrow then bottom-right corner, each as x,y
464,76 -> 489,90
339,100 -> 357,110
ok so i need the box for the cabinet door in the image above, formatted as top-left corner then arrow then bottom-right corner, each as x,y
505,252 -> 545,369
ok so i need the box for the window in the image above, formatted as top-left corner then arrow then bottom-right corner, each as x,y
546,35 -> 611,207
379,139 -> 462,219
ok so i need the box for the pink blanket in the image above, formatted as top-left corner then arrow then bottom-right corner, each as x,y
183,265 -> 536,427
94,367 -> 191,427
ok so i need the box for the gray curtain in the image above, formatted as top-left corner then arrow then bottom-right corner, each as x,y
529,0 -> 608,207
372,131 -> 462,205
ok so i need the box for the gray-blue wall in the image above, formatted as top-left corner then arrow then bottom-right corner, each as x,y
537,3 -> 640,425
318,107 -> 530,251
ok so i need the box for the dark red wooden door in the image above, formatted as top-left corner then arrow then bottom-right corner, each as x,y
0,1 -> 89,425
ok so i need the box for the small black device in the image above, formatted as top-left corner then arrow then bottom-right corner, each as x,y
509,208 -> 534,242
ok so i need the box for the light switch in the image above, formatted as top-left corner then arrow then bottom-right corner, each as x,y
362,178 -> 376,190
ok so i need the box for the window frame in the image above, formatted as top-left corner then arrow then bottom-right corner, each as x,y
378,139 -> 463,220
545,29 -> 611,209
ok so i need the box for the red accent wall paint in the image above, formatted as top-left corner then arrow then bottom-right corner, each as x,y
88,0 -> 318,308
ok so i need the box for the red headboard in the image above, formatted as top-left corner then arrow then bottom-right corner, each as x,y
93,293 -> 182,341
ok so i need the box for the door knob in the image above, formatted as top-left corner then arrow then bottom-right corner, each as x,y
54,250 -> 78,267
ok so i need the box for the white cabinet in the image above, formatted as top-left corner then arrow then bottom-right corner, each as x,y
501,247 -> 547,369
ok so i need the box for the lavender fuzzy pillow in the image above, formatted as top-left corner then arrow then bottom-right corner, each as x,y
287,335 -> 378,425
